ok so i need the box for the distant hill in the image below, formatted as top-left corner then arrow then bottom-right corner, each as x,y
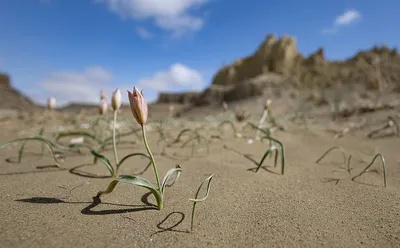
0,73 -> 42,112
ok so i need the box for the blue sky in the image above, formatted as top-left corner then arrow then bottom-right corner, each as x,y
0,0 -> 399,106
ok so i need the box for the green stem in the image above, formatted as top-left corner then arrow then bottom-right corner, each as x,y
112,110 -> 119,177
142,124 -> 162,192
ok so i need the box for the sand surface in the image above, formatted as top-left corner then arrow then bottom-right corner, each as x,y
0,107 -> 399,248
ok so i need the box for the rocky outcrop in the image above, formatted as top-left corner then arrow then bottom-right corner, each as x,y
157,34 -> 400,105
0,73 -> 10,88
0,73 -> 40,112
157,92 -> 201,104
211,34 -> 299,87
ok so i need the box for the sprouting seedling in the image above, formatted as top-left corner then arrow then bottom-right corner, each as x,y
0,136 -> 65,168
96,87 -> 183,211
315,146 -> 347,166
189,173 -> 214,233
351,153 -> 387,187
256,136 -> 285,175
168,128 -> 209,157
367,115 -> 400,139
217,120 -> 237,138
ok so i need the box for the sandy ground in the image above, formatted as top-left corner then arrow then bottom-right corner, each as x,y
0,106 -> 400,248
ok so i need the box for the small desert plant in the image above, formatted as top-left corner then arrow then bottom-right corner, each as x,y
189,173 -> 214,232
96,87 -> 182,210
167,128 -> 210,157
10,127 -> 46,164
315,146 -> 347,166
0,136 -> 65,168
257,136 -> 285,174
351,153 -> 387,187
245,123 -> 285,174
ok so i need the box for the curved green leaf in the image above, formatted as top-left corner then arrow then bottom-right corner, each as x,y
217,121 -> 237,136
351,153 -> 387,187
39,127 -> 45,155
90,150 -> 114,176
17,141 -> 27,163
117,152 -> 151,171
55,131 -> 101,144
96,175 -> 163,210
0,136 -> 63,167
161,165 -> 182,194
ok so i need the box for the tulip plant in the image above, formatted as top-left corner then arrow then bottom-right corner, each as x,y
96,87 -> 182,210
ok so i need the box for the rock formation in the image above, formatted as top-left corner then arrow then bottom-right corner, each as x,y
0,73 -> 40,112
157,34 -> 400,105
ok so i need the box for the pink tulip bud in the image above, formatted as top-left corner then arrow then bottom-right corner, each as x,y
99,99 -> 108,115
111,89 -> 122,111
127,87 -> 148,125
100,89 -> 107,101
47,97 -> 56,110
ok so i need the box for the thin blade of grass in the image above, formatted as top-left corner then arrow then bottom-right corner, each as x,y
189,173 -> 214,233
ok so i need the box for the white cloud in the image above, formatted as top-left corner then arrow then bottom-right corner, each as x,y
37,66 -> 114,106
96,0 -> 210,36
136,27 -> 153,39
321,9 -> 361,34
35,64 -> 205,106
137,63 -> 205,92
335,10 -> 361,25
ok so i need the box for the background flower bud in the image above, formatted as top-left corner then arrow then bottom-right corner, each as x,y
47,97 -> 56,110
99,99 -> 108,115
100,89 -> 108,101
111,89 -> 122,111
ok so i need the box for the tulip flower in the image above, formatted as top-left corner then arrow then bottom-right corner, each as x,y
111,89 -> 122,111
99,99 -> 108,115
47,97 -> 56,110
127,87 -> 148,126
128,87 -> 160,188
100,89 -> 108,101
